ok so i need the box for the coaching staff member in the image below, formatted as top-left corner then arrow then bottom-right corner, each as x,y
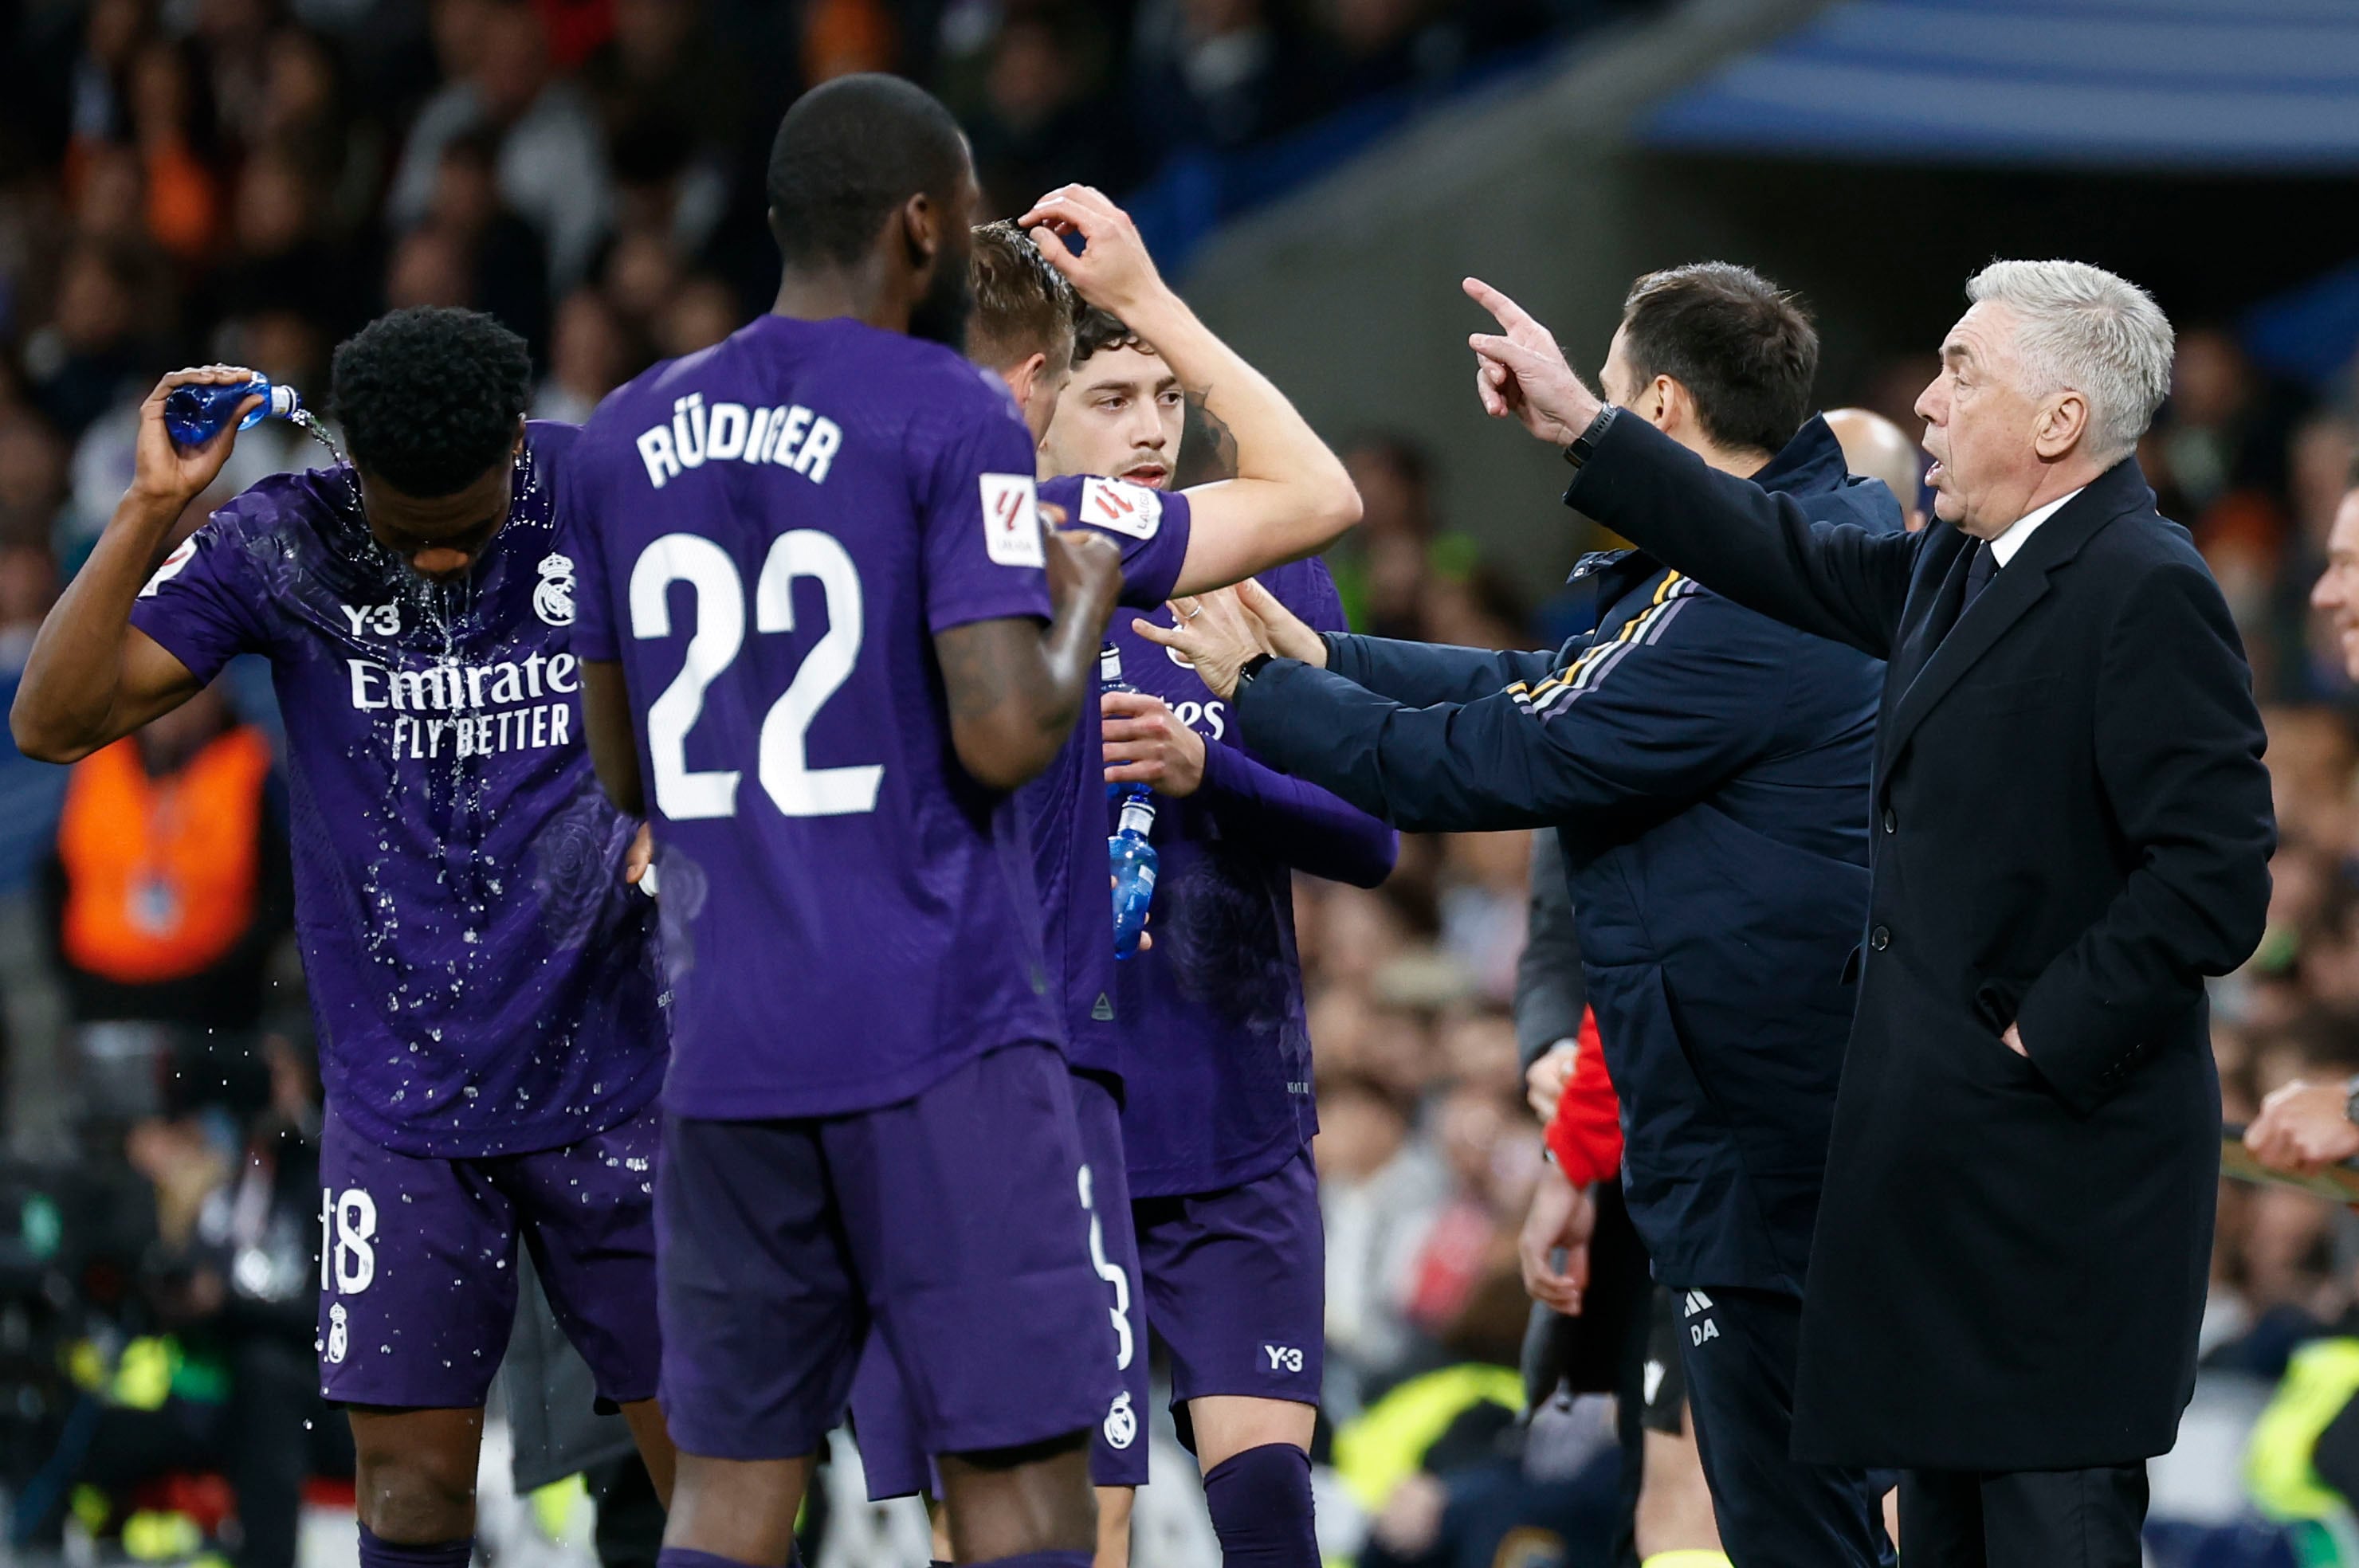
1456,261 -> 2274,1566
1148,264 -> 1899,1566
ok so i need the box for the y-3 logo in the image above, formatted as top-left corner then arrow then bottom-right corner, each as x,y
1264,1344 -> 1305,1374
342,603 -> 401,637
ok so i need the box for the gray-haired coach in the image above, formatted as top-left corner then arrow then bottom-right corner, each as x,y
1459,261 -> 2274,1567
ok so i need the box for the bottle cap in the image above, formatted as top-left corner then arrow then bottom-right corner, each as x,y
1098,644 -> 1122,683
268,383 -> 303,417
1118,798 -> 1156,837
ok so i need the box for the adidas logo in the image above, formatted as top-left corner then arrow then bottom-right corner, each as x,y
1091,994 -> 1115,1021
1682,1288 -> 1721,1347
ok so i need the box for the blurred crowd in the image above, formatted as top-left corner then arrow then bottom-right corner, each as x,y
9,0 -> 2359,1562
0,0 -> 1613,1560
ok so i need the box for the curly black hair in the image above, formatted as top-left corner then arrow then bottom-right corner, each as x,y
330,308 -> 532,498
1071,304 -> 1143,368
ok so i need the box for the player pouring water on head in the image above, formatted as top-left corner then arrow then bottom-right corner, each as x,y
11,315 -> 677,1568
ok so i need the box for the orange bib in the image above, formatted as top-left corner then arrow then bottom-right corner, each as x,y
58,726 -> 272,985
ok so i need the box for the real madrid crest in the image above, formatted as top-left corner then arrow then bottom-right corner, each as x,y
534,551 -> 576,626
1102,1390 -> 1137,1450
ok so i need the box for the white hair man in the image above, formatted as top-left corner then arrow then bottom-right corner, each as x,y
1453,260 -> 2273,1568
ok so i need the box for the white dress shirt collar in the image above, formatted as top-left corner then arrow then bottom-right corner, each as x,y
1988,488 -> 2085,569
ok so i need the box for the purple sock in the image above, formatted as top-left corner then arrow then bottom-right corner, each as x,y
1203,1443 -> 1318,1568
356,1525 -> 471,1568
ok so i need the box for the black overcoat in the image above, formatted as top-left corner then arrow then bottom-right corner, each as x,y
1564,413 -> 2275,1469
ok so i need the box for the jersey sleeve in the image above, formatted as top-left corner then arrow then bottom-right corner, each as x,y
1040,476 -> 1195,610
556,444 -> 619,662
127,514 -> 271,684
920,399 -> 1057,635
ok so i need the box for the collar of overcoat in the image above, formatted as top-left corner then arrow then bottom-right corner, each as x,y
1876,453 -> 2157,774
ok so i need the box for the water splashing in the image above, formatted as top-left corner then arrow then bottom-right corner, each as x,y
291,408 -> 348,466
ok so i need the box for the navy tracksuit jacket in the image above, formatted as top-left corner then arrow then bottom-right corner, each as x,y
1238,417 -> 1901,1295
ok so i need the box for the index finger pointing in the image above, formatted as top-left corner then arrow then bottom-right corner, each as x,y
1464,276 -> 1542,335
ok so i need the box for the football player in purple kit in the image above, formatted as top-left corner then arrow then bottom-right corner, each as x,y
10,312 -> 677,1568
560,76 -> 1132,1568
850,196 -> 1378,1568
1050,298 -> 1394,1568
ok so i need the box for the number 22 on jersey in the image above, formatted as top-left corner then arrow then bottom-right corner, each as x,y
628,530 -> 881,820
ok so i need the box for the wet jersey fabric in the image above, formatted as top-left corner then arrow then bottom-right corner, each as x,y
130,423 -> 665,1158
563,314 -> 1064,1119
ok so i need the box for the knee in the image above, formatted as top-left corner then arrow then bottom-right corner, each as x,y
355,1445 -> 477,1542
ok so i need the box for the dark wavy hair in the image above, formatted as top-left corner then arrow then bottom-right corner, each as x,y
1619,263 -> 1818,458
330,308 -> 532,497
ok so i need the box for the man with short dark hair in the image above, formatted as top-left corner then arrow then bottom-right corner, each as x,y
1147,263 -> 1899,1567
565,77 -> 1135,1568
850,195 -> 1370,1568
10,308 -> 678,1568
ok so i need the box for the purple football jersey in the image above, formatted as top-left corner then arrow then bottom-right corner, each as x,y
128,424 -> 666,1159
1019,475 -> 1193,1079
1108,559 -> 1352,1195
563,315 -> 1066,1119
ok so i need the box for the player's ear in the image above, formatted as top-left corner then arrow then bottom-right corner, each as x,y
900,191 -> 940,270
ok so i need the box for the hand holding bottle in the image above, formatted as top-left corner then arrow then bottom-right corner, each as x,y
131,367 -> 264,516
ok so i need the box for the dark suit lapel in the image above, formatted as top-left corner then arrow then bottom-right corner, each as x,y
1878,459 -> 2156,770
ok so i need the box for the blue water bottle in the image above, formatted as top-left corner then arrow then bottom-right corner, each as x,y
1100,641 -> 1159,958
1110,795 -> 1158,961
164,377 -> 302,449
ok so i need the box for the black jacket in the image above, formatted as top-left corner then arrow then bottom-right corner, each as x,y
1239,417 -> 1894,1294
1562,413 -> 2274,1470
1513,828 -> 1582,1072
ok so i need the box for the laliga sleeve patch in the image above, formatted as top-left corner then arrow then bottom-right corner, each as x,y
980,473 -> 1045,567
139,536 -> 199,598
1081,477 -> 1162,539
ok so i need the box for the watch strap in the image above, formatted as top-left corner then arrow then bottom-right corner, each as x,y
1561,404 -> 1619,471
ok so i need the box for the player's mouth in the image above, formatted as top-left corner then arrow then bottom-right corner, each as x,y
1122,461 -> 1170,490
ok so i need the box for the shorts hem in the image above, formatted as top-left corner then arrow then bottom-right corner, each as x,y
323,1071 -> 664,1161
663,1037 -> 1058,1123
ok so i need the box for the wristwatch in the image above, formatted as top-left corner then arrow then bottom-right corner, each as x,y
1561,404 -> 1619,472
1234,653 -> 1275,694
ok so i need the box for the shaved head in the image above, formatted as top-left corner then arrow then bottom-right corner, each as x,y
1826,406 -> 1927,531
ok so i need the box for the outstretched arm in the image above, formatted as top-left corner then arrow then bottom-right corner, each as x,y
1466,278 -> 1917,658
1144,582 -> 1786,834
1219,577 -> 1562,708
1022,187 -> 1360,596
11,369 -> 256,761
